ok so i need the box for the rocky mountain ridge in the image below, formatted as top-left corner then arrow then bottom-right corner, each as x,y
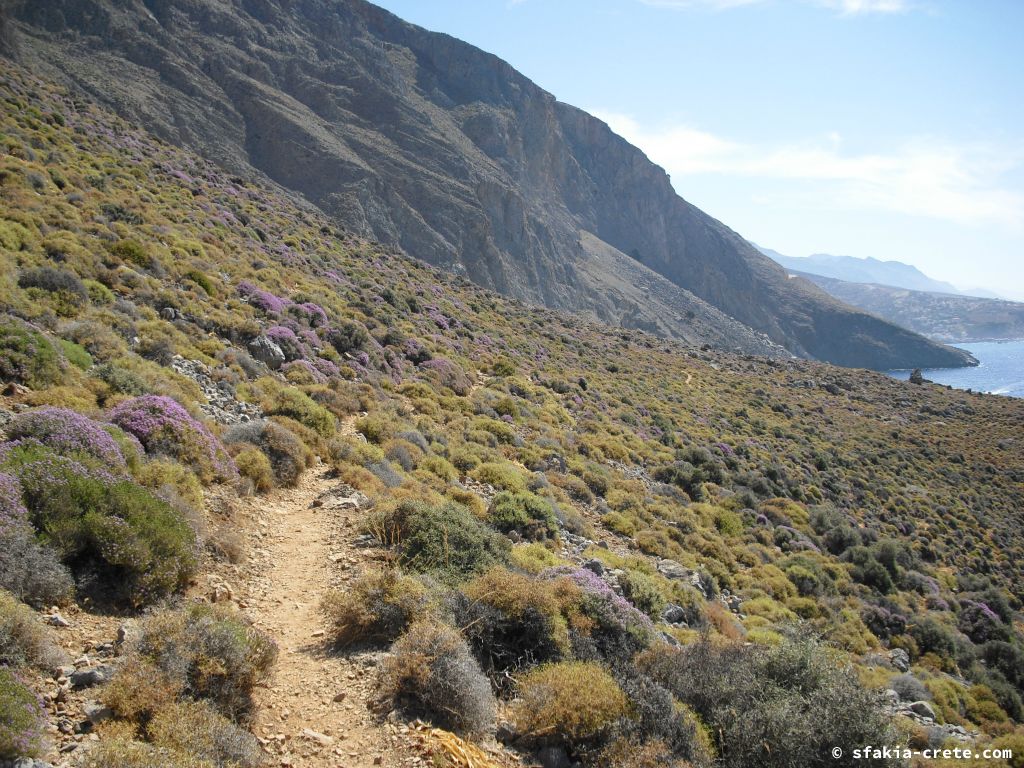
0,0 -> 974,370
788,271 -> 1024,344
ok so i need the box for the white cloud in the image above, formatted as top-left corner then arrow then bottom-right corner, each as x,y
637,0 -> 912,13
593,110 -> 1024,228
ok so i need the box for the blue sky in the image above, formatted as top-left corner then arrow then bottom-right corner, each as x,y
371,0 -> 1024,300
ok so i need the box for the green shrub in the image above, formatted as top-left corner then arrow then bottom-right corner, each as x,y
0,317 -> 65,389
0,666 -> 47,759
232,446 -> 274,493
5,442 -> 197,606
322,568 -> 430,647
638,631 -> 899,768
486,491 -> 558,541
185,269 -> 215,296
267,388 -> 335,438
107,239 -> 151,267
512,661 -> 629,748
374,500 -> 509,583
472,461 -> 526,492
378,620 -> 496,736
59,339 -> 93,370
619,570 -> 667,619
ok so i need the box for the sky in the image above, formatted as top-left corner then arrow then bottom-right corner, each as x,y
371,0 -> 1024,300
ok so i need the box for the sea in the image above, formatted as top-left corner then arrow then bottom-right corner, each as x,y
887,339 -> 1024,399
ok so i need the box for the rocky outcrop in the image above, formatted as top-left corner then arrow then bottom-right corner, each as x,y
1,0 -> 976,369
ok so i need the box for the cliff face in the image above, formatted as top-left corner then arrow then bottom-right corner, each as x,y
1,0 -> 975,368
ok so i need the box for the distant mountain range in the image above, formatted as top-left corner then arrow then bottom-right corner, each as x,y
0,0 -> 975,370
754,245 -> 1000,299
785,271 -> 1024,343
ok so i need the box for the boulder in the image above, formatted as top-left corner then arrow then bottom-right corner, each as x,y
247,335 -> 285,370
908,700 -> 937,721
889,648 -> 910,672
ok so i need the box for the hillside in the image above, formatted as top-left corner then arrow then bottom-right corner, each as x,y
0,0 -> 975,371
1,62 -> 1023,768
787,272 -> 1024,344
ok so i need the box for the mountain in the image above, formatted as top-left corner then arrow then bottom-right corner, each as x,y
756,245 -> 978,297
0,0 -> 973,370
790,271 -> 1024,343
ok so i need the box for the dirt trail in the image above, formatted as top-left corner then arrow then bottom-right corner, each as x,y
239,421 -> 405,767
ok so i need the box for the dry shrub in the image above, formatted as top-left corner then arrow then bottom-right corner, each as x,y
110,604 -> 277,721
511,661 -> 628,748
0,589 -> 66,669
149,700 -> 263,767
322,568 -> 430,647
378,620 -> 495,737
103,657 -> 183,724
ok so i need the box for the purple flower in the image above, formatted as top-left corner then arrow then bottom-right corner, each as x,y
265,325 -> 307,361
7,407 -> 126,470
109,396 -> 236,482
238,281 -> 288,315
542,566 -> 654,634
0,472 -> 28,536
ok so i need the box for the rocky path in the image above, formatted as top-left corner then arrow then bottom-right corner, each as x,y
240,450 -> 407,767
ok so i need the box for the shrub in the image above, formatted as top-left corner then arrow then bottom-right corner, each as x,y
510,542 -> 567,574
110,395 -> 236,483
618,570 -> 667,619
82,736 -> 216,768
322,568 -> 430,647
542,566 -> 654,660
59,339 -> 93,369
638,632 -> 899,768
0,589 -> 64,668
378,620 -> 496,736
511,662 -> 629,748
8,407 -> 127,470
327,320 -> 370,354
225,420 -> 310,487
18,266 -> 88,311
457,567 -> 581,684
0,666 -> 47,759
135,458 -> 204,512
611,671 -> 715,767
0,317 -> 65,389
375,500 -> 510,583
149,700 -> 263,767
102,656 -> 183,724
890,673 -> 931,703
486,491 -> 558,541
114,604 -> 277,721
233,446 -> 274,493
0,523 -> 74,607
4,442 -> 197,606
472,461 -> 527,493
265,388 -> 335,438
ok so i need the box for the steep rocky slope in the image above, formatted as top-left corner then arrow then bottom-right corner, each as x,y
0,0 -> 973,369
789,271 -> 1024,344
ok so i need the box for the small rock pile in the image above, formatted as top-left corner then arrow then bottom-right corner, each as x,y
171,355 -> 262,425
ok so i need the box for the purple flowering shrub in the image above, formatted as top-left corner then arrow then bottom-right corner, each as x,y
110,396 -> 236,483
7,407 -> 126,470
417,357 -> 472,396
542,566 -> 654,648
0,473 -> 28,537
264,325 -> 306,362
1,440 -> 196,606
0,667 -> 48,759
958,600 -> 1009,644
0,471 -> 73,606
237,281 -> 287,315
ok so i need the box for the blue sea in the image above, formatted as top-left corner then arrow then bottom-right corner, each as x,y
888,339 -> 1024,398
